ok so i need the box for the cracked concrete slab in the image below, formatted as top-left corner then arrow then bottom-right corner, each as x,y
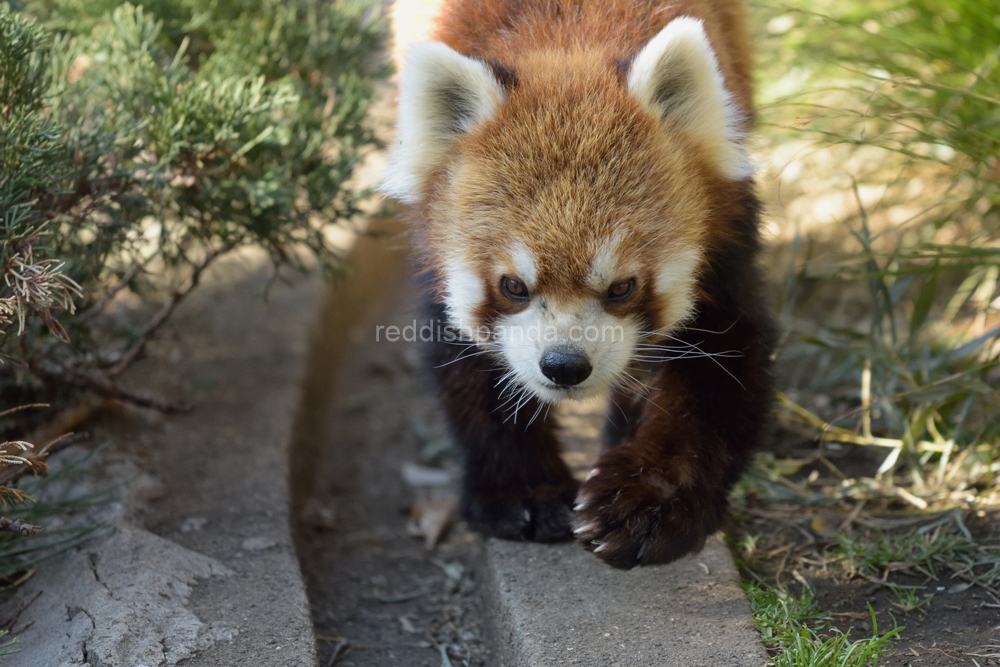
1,525 -> 232,667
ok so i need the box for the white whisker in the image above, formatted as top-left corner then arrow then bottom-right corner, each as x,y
526,400 -> 546,427
433,348 -> 495,368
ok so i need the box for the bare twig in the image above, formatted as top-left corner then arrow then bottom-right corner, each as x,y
0,404 -> 48,419
0,517 -> 43,537
107,244 -> 233,377
25,399 -> 99,448
78,262 -> 147,321
838,500 -> 867,533
32,360 -> 189,412
1,589 -> 41,630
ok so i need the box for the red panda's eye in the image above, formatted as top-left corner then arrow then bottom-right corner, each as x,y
501,276 -> 529,301
607,278 -> 635,301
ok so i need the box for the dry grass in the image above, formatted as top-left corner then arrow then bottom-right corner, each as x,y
738,2 -> 1000,662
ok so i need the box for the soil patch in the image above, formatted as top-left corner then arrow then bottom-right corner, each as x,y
293,284 -> 487,667
733,444 -> 1000,667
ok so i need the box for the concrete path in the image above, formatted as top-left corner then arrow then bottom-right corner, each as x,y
483,537 -> 766,667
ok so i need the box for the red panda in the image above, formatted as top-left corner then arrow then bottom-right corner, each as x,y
384,0 -> 776,569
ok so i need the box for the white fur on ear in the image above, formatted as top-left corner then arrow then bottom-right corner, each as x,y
382,42 -> 506,203
628,17 -> 752,180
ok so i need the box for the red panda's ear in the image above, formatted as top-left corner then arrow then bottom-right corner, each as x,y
627,18 -> 752,181
382,42 -> 506,203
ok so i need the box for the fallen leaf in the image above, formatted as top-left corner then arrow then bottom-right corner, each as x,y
407,498 -> 456,549
947,582 -> 973,594
811,515 -> 832,536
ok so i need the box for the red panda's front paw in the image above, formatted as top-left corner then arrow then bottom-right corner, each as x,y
573,451 -> 724,569
461,480 -> 579,543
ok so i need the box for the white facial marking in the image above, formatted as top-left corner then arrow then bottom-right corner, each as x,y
627,17 -> 752,180
586,235 -> 627,291
510,242 -> 538,287
443,257 -> 484,340
655,246 -> 702,329
495,296 -> 639,403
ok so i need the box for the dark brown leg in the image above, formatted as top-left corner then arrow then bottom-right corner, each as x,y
602,386 -> 643,452
575,189 -> 776,568
423,297 -> 578,542
574,312 -> 773,568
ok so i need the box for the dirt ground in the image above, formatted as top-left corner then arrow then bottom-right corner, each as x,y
819,576 -> 1000,666
293,283 -> 489,667
739,521 -> 1000,666
735,440 -> 1000,667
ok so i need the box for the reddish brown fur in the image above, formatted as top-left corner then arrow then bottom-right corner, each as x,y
401,0 -> 776,567
431,0 -> 754,113
426,53 -> 708,316
410,1 -> 753,329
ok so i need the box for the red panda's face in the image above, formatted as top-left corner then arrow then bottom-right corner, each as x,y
384,18 -> 752,403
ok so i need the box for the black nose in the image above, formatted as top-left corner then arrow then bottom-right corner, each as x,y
539,348 -> 592,387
